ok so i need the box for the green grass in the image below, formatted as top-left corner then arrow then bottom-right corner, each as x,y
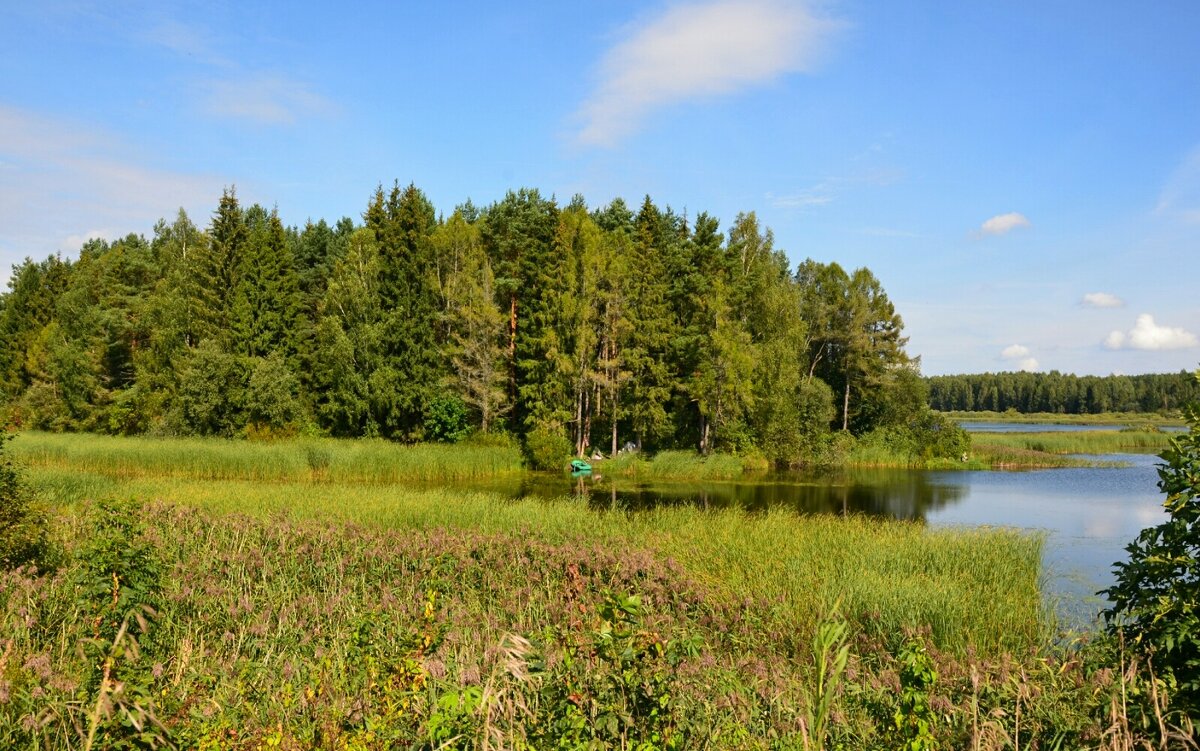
973,429 -> 1172,455
22,461 -> 1044,656
2,496 -> 1136,749
4,433 -> 1178,748
9,430 -> 524,483
594,449 -> 768,480
942,409 -> 1184,427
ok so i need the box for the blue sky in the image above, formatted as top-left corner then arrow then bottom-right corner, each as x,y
2,0 -> 1198,376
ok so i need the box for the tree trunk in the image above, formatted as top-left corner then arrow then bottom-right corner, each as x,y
609,391 -> 619,455
574,388 -> 584,456
842,381 -> 850,432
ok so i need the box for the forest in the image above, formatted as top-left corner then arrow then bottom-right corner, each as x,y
926,370 -> 1200,415
0,183 -> 960,467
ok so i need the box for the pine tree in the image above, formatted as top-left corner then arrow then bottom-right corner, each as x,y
230,206 -> 301,359
624,196 -> 675,449
364,183 -> 444,439
208,188 -> 248,339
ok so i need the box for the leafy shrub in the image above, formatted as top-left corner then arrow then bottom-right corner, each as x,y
1104,376 -> 1200,716
524,425 -> 572,471
0,431 -> 50,570
534,592 -> 698,749
423,393 -> 471,443
245,353 -> 303,432
908,410 -> 971,460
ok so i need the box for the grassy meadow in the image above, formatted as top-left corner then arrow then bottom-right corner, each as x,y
2,431 -> 1190,748
941,409 -> 1185,427
971,429 -> 1173,455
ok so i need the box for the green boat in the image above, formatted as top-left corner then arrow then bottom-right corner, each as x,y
569,459 -> 592,473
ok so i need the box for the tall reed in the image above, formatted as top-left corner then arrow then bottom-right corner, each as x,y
9,431 -> 525,483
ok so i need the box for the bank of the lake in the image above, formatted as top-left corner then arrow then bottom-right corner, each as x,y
6,430 -> 1192,747
941,409 -> 1185,428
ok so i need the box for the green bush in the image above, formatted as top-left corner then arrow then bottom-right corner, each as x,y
524,426 -> 573,471
1104,373 -> 1200,717
423,393 -> 471,443
909,409 -> 971,459
0,431 -> 50,569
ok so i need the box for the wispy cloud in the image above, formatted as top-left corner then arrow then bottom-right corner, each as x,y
766,185 -> 833,209
0,106 -> 223,285
1104,314 -> 1198,351
200,73 -> 336,125
979,212 -> 1030,236
138,16 -> 334,126
577,0 -> 841,146
142,18 -> 230,67
1081,292 -> 1124,308
769,167 -> 902,212
1000,343 -> 1038,371
1155,145 -> 1200,224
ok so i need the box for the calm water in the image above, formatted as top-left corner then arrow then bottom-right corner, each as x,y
469,449 -> 1168,626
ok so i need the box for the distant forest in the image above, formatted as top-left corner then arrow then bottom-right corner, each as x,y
0,183 -> 965,465
926,371 -> 1200,415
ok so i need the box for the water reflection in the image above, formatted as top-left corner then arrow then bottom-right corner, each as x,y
518,469 -> 967,521
452,456 -> 1165,625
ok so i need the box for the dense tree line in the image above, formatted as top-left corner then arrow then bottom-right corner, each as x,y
0,184 -> 953,465
927,371 -> 1200,415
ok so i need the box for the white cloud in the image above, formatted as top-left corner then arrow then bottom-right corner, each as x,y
200,74 -> 335,125
1081,292 -> 1124,308
577,0 -> 840,146
1104,314 -> 1198,351
63,229 -> 115,249
980,212 -> 1031,236
999,343 -> 1038,371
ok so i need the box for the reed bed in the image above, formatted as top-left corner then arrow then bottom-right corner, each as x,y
942,409 -> 1183,426
9,431 -> 524,483
596,449 -> 765,480
5,438 -> 1182,748
4,500 -> 1148,749
974,429 -> 1172,455
26,465 -> 1044,656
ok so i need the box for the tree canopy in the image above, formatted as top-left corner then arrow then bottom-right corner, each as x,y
1,184 -> 960,464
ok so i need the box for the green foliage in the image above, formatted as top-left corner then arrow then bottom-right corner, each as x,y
1,184 -> 951,463
4,494 -> 1159,748
174,340 -> 248,435
928,369 -> 1200,415
534,591 -> 697,749
907,410 -> 971,460
803,609 -> 850,750
423,393 -> 471,443
0,432 -> 50,569
245,352 -> 303,431
524,424 -> 573,471
893,637 -> 939,750
1103,377 -> 1200,716
72,498 -> 166,749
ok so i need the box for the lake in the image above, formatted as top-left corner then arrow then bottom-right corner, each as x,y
477,446 -> 1169,628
